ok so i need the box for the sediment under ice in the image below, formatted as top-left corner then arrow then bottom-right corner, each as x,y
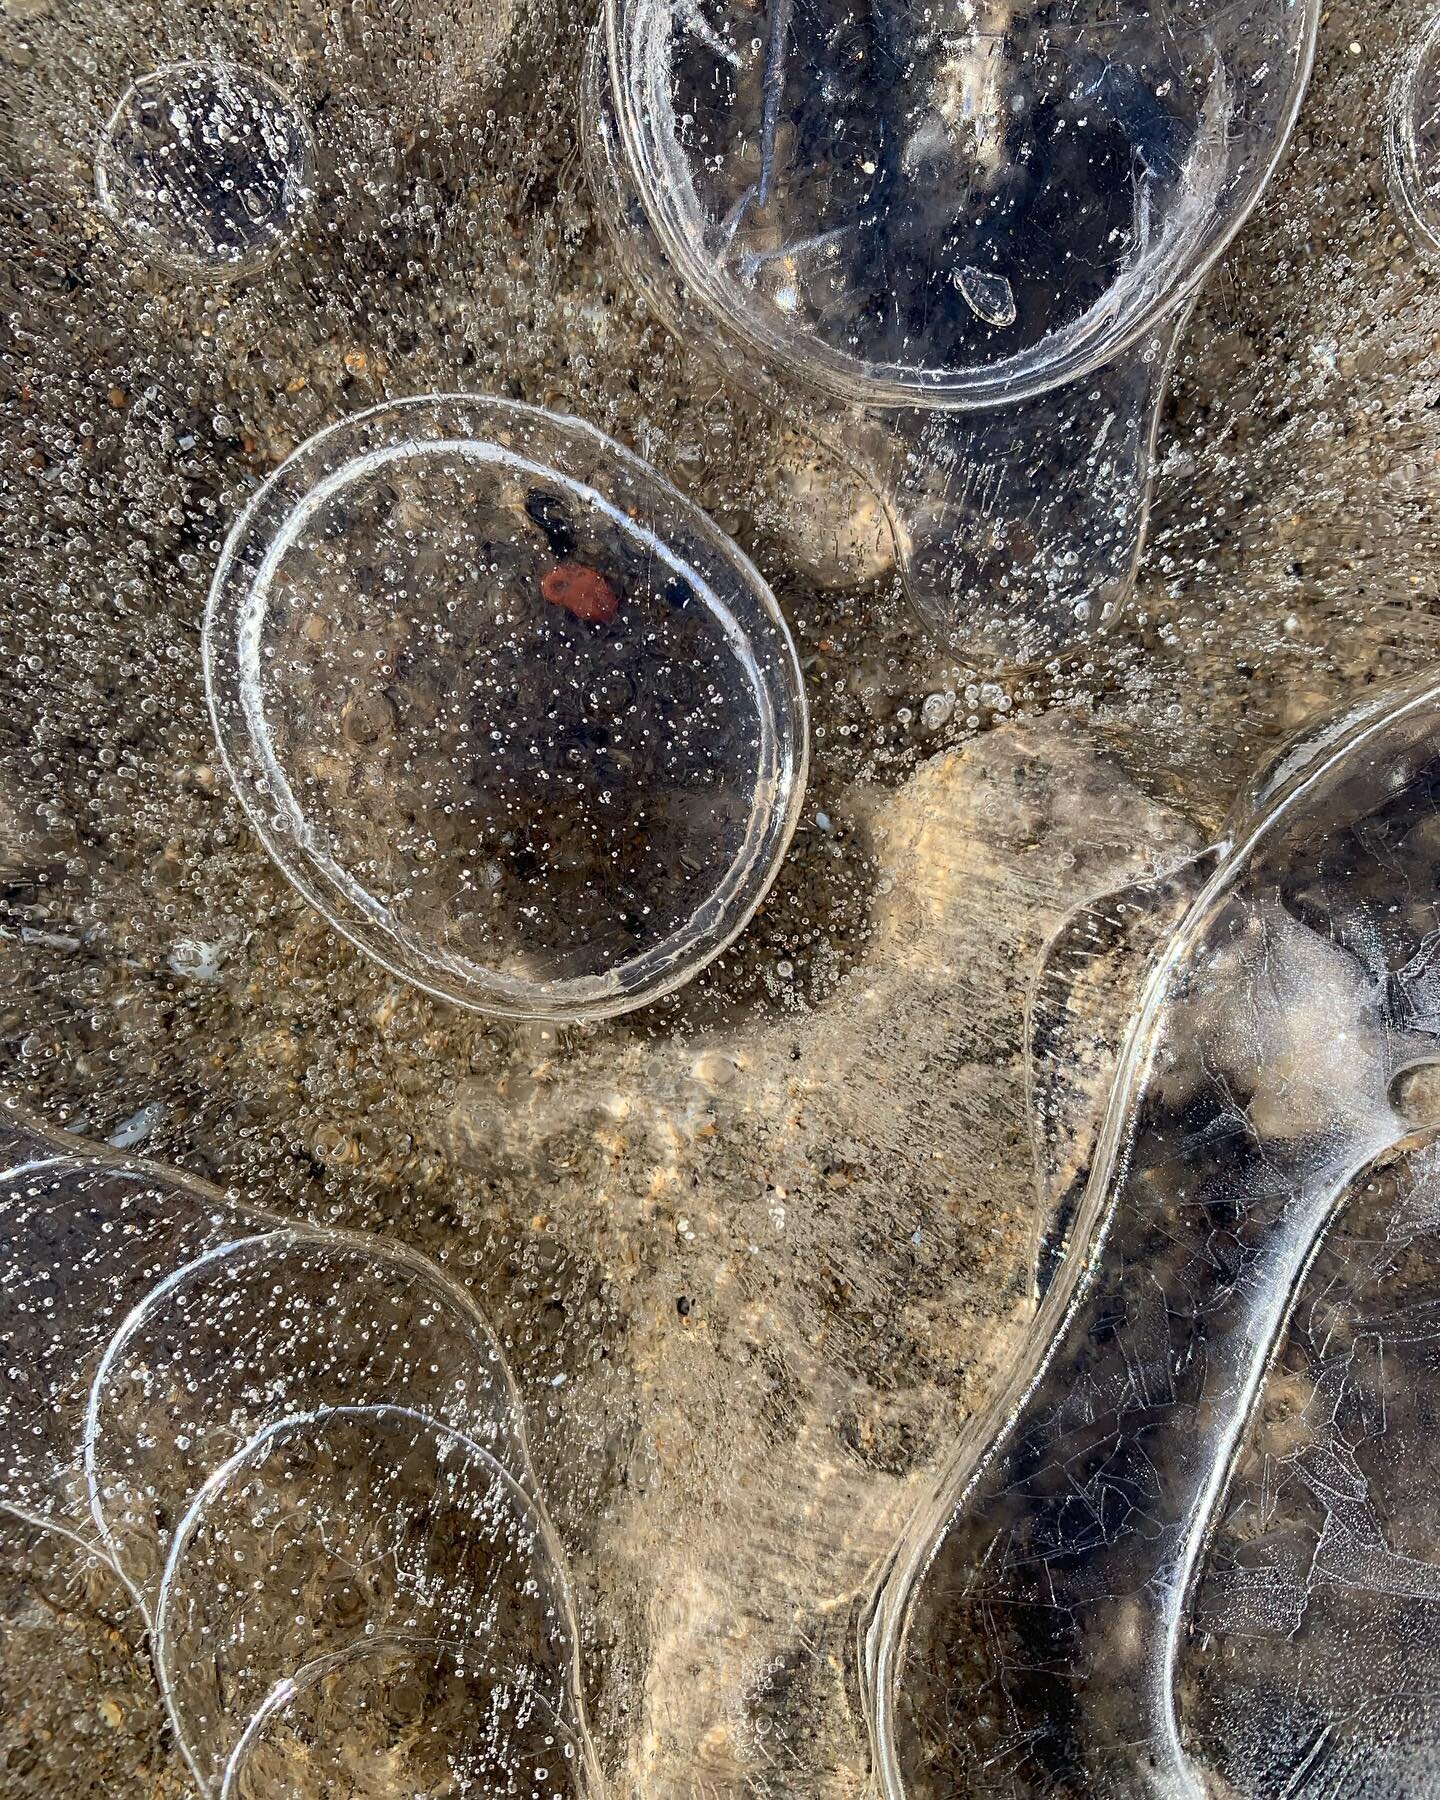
0,1112 -> 598,1799
864,673 -> 1440,1796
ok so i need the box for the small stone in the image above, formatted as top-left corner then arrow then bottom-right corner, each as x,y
541,562 -> 621,624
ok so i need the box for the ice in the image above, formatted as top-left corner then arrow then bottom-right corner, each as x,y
0,1107 -> 599,1797
1388,10 -> 1440,262
588,0 -> 1318,660
221,1637 -> 587,1800
85,1227 -> 529,1603
0,1120 -> 273,1549
954,266 -> 1017,331
4,0 -> 1440,1789
864,673 -> 1440,1795
95,61 -> 314,280
204,395 -> 808,1020
154,1405 -> 592,1796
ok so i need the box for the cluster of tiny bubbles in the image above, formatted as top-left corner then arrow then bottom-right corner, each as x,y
203,396 -> 808,1022
0,1115 -> 597,1797
95,59 -> 314,279
9,0 -> 1440,1794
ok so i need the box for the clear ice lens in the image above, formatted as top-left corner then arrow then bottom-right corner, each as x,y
85,1228 -> 529,1603
204,394 -> 808,1019
95,60 -> 314,279
153,1404 -> 589,1796
589,0 -> 1319,663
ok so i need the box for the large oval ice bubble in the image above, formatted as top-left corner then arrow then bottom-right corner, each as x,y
84,1227 -> 530,1605
863,672 -> 1440,1795
154,1404 -> 594,1797
204,394 -> 808,1020
587,0 -> 1319,662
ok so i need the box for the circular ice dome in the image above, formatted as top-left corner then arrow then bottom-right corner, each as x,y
603,0 -> 1317,408
1389,12 -> 1440,262
95,60 -> 313,279
204,395 -> 808,1021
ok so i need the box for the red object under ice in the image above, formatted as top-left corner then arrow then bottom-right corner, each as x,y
542,562 -> 621,624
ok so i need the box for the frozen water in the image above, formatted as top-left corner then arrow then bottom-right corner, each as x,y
221,1636 -> 587,1800
95,60 -> 314,280
0,1119 -> 272,1550
588,0 -> 1319,660
204,395 -> 808,1020
864,672 -> 1440,1795
85,1226 -> 529,1603
1389,10 -> 1440,262
0,1108 -> 597,1798
154,1404 -> 593,1796
1183,1130 -> 1440,1792
5,0 -> 1440,1793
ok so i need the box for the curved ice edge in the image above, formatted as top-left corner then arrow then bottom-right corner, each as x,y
859,670 -> 1440,1798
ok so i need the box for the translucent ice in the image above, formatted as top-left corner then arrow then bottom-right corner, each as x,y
587,0 -> 1319,662
204,394 -> 808,1020
95,61 -> 314,280
85,1228 -> 529,1604
0,1109 -> 600,1798
220,1636 -> 587,1800
863,673 -> 1440,1794
154,1405 -> 591,1796
0,1121 -> 271,1550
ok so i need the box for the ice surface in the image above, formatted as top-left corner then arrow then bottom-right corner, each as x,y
85,1226 -> 529,1603
4,0 -> 1440,1792
589,0 -> 1319,659
0,1122 -> 272,1550
204,395 -> 808,1020
0,1108 -> 598,1797
1389,10 -> 1440,262
95,60 -> 314,279
154,1404 -> 591,1795
864,672 -> 1440,1795
221,1636 -> 588,1800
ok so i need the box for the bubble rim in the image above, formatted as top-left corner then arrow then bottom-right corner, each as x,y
93,57 -> 315,282
598,0 -> 1322,413
203,393 -> 810,1021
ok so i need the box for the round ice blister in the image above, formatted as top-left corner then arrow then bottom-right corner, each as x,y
204,394 -> 808,1020
84,1227 -> 530,1604
587,0 -> 1319,662
153,1405 -> 590,1798
95,60 -> 313,279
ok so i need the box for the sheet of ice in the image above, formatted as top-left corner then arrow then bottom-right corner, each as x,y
864,673 -> 1440,1795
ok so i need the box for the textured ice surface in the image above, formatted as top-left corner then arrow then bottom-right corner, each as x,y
589,0 -> 1318,659
0,1109 -> 598,1798
865,673 -> 1440,1795
0,1125 -> 272,1550
155,1405 -> 589,1795
5,0 -> 1440,1792
204,395 -> 807,1020
1388,11 -> 1440,262
85,1227 -> 529,1602
95,60 -> 314,279
221,1636 -> 587,1800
